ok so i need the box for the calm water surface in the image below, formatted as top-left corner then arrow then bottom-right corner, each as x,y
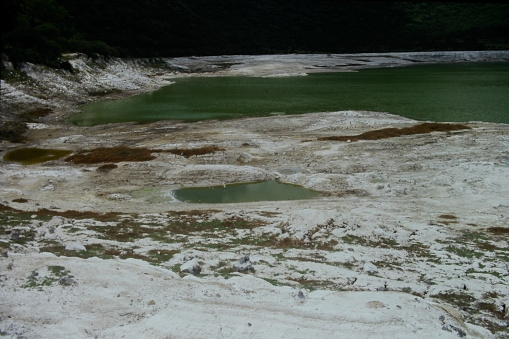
3,148 -> 72,165
71,63 -> 509,126
172,181 -> 320,203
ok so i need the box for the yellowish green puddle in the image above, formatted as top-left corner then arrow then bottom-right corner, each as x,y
132,181 -> 320,203
3,148 -> 72,165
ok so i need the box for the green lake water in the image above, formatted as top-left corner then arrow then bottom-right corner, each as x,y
70,62 -> 509,126
171,181 -> 320,203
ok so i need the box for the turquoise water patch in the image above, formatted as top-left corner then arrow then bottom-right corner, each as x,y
70,62 -> 509,126
171,180 -> 320,203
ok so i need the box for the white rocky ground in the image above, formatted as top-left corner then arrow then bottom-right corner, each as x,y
1,52 -> 508,338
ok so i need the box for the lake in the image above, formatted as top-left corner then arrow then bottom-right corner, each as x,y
70,62 -> 509,126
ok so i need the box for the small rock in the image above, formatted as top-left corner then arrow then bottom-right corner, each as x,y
363,262 -> 378,274
147,300 -> 156,305
439,315 -> 446,324
10,232 -> 20,241
347,277 -> 357,285
293,290 -> 306,303
233,255 -> 253,272
65,242 -> 86,251
59,276 -> 76,286
46,216 -> 69,228
366,300 -> 385,308
442,324 -> 466,337
180,259 -> 201,274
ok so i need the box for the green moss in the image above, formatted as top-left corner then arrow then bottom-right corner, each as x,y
47,265 -> 69,277
444,245 -> 483,258
22,265 -> 72,289
147,249 -> 178,263
261,278 -> 287,287
431,291 -> 476,312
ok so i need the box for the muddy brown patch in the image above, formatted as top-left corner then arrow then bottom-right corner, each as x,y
317,123 -> 470,142
66,146 -> 156,164
156,146 -> 225,158
96,163 -> 118,173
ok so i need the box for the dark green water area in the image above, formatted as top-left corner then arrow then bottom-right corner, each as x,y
171,180 -> 320,203
3,148 -> 72,165
70,62 -> 509,126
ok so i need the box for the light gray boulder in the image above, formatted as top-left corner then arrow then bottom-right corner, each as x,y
233,255 -> 253,272
180,258 -> 201,274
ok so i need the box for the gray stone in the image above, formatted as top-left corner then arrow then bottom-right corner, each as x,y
233,255 -> 253,272
65,242 -> 86,251
180,259 -> 201,274
363,262 -> 378,274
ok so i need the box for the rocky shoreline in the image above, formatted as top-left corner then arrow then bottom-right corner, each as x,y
1,52 -> 508,338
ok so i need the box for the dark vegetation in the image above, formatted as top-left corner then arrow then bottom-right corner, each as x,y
2,1 -> 508,69
431,291 -> 508,334
2,203 -> 507,334
0,121 -> 28,143
487,227 -> 509,235
65,146 -> 156,164
65,145 -> 225,164
0,203 -> 119,221
158,146 -> 226,159
96,163 -> 118,173
0,108 -> 53,143
317,122 -> 471,142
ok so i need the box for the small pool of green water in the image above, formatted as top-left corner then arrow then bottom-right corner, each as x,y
171,181 -> 320,203
3,148 -> 72,165
70,62 -> 509,126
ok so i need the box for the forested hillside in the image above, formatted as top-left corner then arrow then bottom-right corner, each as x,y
2,0 -> 509,68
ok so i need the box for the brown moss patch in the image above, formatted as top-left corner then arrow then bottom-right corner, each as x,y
439,214 -> 458,220
35,208 -> 120,222
96,163 -> 118,173
487,227 -> 509,235
0,108 -> 53,143
0,204 -> 120,221
0,204 -> 19,212
0,121 -> 28,143
157,146 -> 225,158
66,146 -> 156,164
317,123 -> 471,142
437,214 -> 459,225
24,108 -> 53,121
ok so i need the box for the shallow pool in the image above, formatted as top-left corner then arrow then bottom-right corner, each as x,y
171,181 -> 320,203
3,148 -> 72,165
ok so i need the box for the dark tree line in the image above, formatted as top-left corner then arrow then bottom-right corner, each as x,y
2,0 -> 509,68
